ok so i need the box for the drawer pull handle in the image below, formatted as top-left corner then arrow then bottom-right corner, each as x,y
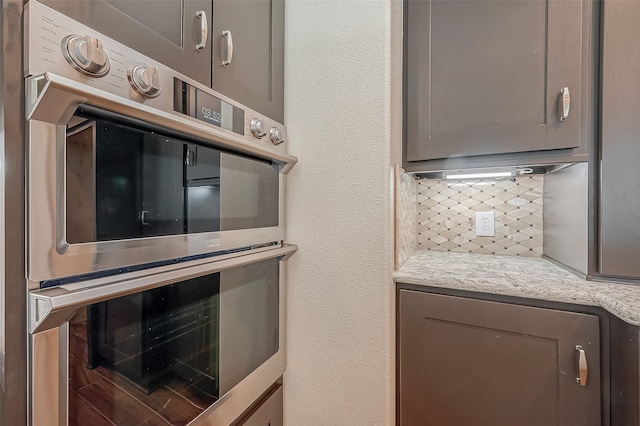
576,345 -> 588,386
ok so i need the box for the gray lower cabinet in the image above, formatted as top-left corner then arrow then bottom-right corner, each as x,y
398,289 -> 602,426
212,0 -> 285,123
236,383 -> 283,426
404,0 -> 590,169
38,0 -> 213,86
610,316 -> 640,425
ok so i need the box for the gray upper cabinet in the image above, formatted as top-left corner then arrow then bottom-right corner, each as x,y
405,0 -> 585,165
39,0 -> 213,86
212,0 -> 285,123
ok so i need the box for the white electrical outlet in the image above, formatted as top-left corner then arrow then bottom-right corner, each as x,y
475,211 -> 495,237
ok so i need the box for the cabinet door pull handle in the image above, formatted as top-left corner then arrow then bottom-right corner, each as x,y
222,30 -> 233,66
576,345 -> 588,386
196,11 -> 208,50
185,148 -> 196,166
140,210 -> 149,226
559,87 -> 571,121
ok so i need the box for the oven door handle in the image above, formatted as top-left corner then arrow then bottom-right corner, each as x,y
29,244 -> 297,333
26,72 -> 298,174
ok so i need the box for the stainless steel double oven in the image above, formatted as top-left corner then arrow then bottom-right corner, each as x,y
25,2 -> 296,425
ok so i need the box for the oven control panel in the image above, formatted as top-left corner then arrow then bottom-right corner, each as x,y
25,0 -> 287,151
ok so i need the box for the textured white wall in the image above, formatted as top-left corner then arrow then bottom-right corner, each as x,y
284,0 -> 401,424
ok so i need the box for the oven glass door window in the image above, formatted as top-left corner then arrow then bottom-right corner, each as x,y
65,107 -> 279,244
67,258 -> 279,425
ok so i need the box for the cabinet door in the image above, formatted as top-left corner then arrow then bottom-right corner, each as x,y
39,0 -> 213,86
398,290 -> 601,426
185,144 -> 221,182
599,0 -> 640,279
212,0 -> 285,123
405,0 -> 583,161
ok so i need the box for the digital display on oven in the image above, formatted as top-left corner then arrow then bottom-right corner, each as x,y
195,91 -> 223,126
194,90 -> 244,135
174,79 -> 245,136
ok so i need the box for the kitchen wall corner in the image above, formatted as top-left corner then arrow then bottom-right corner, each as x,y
284,0 -> 401,424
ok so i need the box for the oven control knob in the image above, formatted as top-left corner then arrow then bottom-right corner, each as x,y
270,127 -> 285,146
250,118 -> 267,138
62,34 -> 110,77
128,63 -> 162,98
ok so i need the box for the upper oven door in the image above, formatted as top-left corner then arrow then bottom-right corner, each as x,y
24,1 -> 296,285
26,73 -> 295,285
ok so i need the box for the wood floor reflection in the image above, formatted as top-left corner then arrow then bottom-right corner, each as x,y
68,316 -> 216,426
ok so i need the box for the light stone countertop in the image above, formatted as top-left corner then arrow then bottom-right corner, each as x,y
394,250 -> 640,326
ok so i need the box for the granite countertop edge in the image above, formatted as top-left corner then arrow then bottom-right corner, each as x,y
394,250 -> 640,326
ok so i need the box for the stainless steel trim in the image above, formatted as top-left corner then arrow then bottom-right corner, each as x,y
26,73 -> 297,170
222,30 -> 234,66
29,244 -> 297,333
1,1 -> 27,424
31,324 -> 68,426
58,244 -> 281,292
196,10 -> 208,50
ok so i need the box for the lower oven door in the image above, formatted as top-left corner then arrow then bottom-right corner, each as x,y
29,244 -> 295,426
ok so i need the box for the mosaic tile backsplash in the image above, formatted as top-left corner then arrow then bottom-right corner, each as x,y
395,167 -> 418,268
417,176 -> 543,257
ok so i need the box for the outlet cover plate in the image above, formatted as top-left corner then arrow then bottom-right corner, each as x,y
476,211 -> 495,237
